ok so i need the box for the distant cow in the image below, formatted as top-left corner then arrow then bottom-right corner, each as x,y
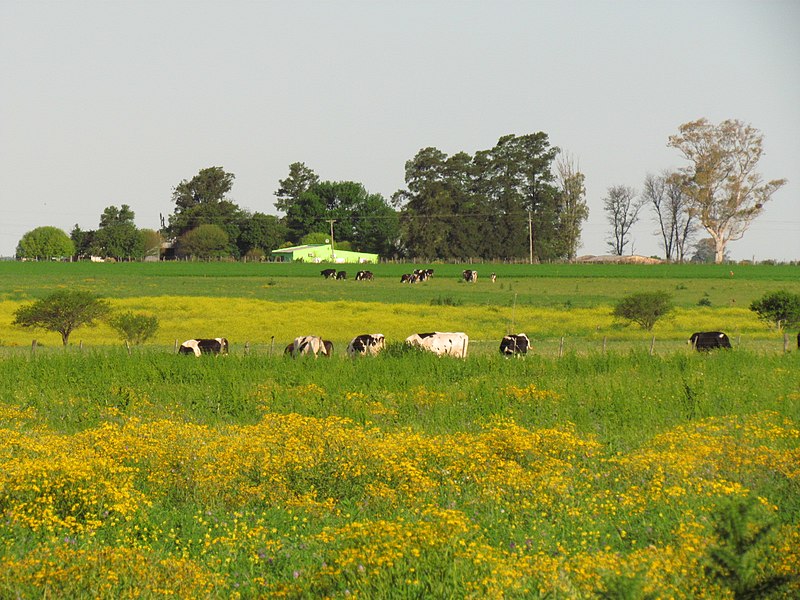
179,338 -> 229,356
490,273 -> 497,283
355,270 -> 374,281
689,331 -> 732,351
462,269 -> 478,283
400,273 -> 412,283
500,333 -> 529,356
336,271 -> 347,280
290,335 -> 330,358
347,334 -> 385,357
321,268 -> 337,279
405,332 -> 469,358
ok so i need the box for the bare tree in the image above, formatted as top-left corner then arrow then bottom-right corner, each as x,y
643,171 -> 697,262
555,152 -> 589,260
604,185 -> 644,255
668,118 -> 786,264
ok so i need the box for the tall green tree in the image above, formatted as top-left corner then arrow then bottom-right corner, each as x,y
93,204 -> 144,260
177,224 -> 230,260
668,118 -> 786,264
168,167 -> 243,256
284,180 -> 398,255
393,147 -> 478,260
474,134 -> 560,261
236,212 -> 288,256
16,226 -> 74,260
394,134 -> 562,261
275,162 -> 320,214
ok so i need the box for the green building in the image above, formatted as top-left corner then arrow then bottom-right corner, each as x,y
271,244 -> 378,264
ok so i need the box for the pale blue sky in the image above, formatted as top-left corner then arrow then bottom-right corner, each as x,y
2,0 -> 798,260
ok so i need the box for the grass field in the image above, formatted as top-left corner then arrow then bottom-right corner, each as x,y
1,262 -> 799,598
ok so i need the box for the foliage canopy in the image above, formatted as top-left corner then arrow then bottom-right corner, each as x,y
12,290 -> 110,345
16,226 -> 74,260
749,290 -> 800,331
612,291 -> 674,330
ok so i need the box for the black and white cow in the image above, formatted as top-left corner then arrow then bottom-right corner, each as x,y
400,273 -> 413,283
500,333 -> 529,356
490,273 -> 497,283
289,335 -> 331,358
336,271 -> 347,280
321,268 -> 337,279
405,332 -> 469,358
355,270 -> 374,281
462,269 -> 478,283
689,331 -> 732,351
347,334 -> 385,357
179,338 -> 229,356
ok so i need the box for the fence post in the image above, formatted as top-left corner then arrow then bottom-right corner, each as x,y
125,340 -> 131,356
174,339 -> 179,354
784,333 -> 789,353
559,336 -> 564,358
650,335 -> 656,356
79,340 -> 83,352
270,336 -> 275,357
31,339 -> 37,355
245,341 -> 250,356
602,336 -> 607,354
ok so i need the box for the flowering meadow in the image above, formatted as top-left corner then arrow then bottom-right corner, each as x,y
1,349 -> 798,598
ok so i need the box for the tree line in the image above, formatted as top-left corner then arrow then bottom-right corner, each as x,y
15,119 -> 784,263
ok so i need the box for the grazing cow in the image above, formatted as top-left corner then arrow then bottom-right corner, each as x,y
412,269 -> 431,282
179,338 -> 229,356
462,269 -> 478,283
355,270 -> 374,281
689,331 -> 732,351
490,273 -> 497,283
400,273 -> 412,283
290,335 -> 330,357
321,268 -> 337,279
500,333 -> 529,356
336,271 -> 347,280
405,332 -> 469,358
347,333 -> 385,357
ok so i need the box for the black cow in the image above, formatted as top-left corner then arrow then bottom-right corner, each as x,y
336,271 -> 347,280
347,333 -> 385,356
463,269 -> 478,283
500,333 -> 529,356
179,338 -> 229,356
355,270 -> 374,281
689,331 -> 732,351
321,268 -> 337,279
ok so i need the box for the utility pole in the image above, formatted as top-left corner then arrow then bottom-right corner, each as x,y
326,219 -> 336,261
528,211 -> 534,265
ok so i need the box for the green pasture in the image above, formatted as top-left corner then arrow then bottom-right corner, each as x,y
1,261 -> 797,350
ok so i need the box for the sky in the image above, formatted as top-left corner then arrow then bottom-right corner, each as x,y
1,0 -> 798,261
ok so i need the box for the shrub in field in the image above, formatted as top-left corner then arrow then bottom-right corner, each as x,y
12,290 -> 110,345
612,291 -> 673,330
107,310 -> 159,345
749,290 -> 800,331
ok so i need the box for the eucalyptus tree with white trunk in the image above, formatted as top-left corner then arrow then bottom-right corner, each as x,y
668,118 -> 786,264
